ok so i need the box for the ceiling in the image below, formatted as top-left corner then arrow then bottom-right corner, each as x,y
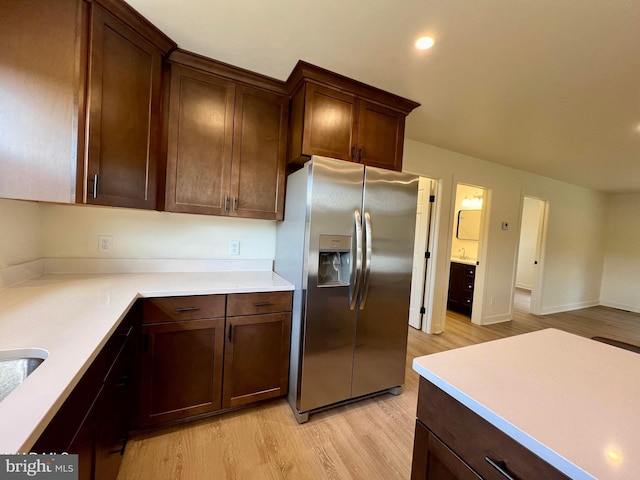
127,0 -> 640,194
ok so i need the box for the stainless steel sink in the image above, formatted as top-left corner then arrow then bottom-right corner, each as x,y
0,348 -> 48,402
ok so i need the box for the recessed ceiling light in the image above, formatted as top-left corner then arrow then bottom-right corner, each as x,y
415,36 -> 435,50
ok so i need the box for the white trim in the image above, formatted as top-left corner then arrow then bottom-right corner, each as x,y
540,300 -> 600,315
0,259 -> 46,289
599,301 -> 640,314
479,312 -> 512,325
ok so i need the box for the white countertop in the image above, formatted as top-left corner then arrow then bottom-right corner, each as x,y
450,256 -> 477,266
412,329 -> 640,480
0,271 -> 293,453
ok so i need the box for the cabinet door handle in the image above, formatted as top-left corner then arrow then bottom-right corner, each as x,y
109,436 -> 129,456
175,307 -> 200,313
224,195 -> 230,212
485,457 -> 516,480
253,302 -> 273,307
117,326 -> 132,338
228,325 -> 233,343
232,196 -> 238,211
358,147 -> 364,162
90,174 -> 99,199
116,375 -> 130,387
351,146 -> 356,160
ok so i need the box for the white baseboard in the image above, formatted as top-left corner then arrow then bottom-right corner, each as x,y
540,300 -> 600,315
476,312 -> 512,325
600,300 -> 640,314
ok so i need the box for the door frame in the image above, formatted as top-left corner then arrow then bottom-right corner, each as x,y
514,195 -> 549,315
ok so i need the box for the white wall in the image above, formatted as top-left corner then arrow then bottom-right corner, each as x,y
600,193 -> 640,313
0,198 -> 43,269
403,139 -> 608,331
516,198 -> 542,290
41,203 -> 276,260
0,198 -> 276,271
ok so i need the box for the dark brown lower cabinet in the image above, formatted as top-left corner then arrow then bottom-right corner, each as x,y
137,318 -> 225,426
136,291 -> 293,427
412,420 -> 480,480
447,262 -> 475,316
411,377 -> 569,480
32,308 -> 135,480
223,312 -> 291,408
94,345 -> 132,480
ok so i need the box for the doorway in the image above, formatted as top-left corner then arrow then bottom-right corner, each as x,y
447,184 -> 486,321
515,197 -> 547,314
409,177 -> 436,330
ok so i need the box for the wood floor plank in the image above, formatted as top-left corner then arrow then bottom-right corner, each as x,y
118,290 -> 640,480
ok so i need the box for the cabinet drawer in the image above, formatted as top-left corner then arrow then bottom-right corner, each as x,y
226,291 -> 293,316
143,295 -> 225,323
417,378 -> 568,480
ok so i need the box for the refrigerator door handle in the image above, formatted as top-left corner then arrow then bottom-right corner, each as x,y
349,210 -> 364,310
359,211 -> 372,310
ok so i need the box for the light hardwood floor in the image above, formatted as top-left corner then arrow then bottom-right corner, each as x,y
117,290 -> 640,480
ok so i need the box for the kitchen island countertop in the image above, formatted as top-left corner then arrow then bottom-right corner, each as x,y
413,328 -> 640,479
0,271 -> 293,453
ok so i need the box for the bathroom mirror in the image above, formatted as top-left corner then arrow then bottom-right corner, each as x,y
456,210 -> 481,240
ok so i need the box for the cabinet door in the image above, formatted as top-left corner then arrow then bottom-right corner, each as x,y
94,343 -> 131,480
138,318 -> 225,426
411,421 -> 481,480
229,84 -> 288,220
0,0 -> 81,203
165,64 -> 236,215
356,100 -> 406,172
301,83 -> 357,162
223,312 -> 291,408
85,5 -> 162,209
447,263 -> 464,315
68,397 -> 98,480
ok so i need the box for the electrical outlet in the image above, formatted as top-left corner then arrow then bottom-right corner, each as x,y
229,240 -> 240,256
98,235 -> 113,253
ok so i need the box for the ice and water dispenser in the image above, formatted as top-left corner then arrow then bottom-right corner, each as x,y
317,235 -> 351,287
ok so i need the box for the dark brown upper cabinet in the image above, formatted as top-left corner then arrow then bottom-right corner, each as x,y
287,61 -> 420,172
83,0 -> 176,209
164,64 -> 235,216
0,0 -> 83,204
162,51 -> 288,220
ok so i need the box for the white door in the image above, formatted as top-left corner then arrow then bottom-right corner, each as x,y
409,177 -> 435,329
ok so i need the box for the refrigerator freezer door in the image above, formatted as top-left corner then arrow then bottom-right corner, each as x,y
351,166 -> 418,398
297,157 -> 365,413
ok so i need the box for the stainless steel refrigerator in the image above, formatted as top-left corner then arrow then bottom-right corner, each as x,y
275,156 -> 418,423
